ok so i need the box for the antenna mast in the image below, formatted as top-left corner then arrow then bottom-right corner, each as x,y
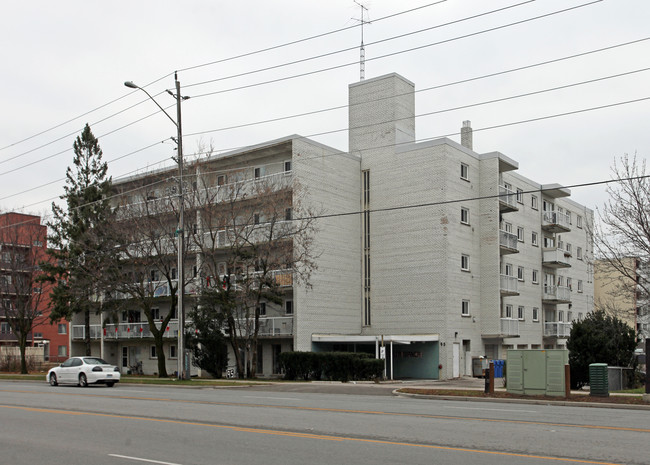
353,1 -> 370,81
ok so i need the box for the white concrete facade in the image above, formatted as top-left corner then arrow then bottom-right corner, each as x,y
70,72 -> 594,379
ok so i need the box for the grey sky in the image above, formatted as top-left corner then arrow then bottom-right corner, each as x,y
1,0 -> 648,215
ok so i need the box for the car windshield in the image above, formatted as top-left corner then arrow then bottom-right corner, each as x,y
83,357 -> 109,365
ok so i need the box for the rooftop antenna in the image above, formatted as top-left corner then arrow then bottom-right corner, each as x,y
352,1 -> 370,81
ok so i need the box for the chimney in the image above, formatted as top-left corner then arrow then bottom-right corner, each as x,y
461,120 -> 473,150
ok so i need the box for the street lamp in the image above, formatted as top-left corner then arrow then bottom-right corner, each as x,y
124,74 -> 189,380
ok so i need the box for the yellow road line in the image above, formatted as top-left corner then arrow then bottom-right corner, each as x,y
1,388 -> 649,433
0,404 -> 626,465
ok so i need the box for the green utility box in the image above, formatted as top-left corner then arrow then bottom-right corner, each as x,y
589,363 -> 609,397
507,349 -> 568,397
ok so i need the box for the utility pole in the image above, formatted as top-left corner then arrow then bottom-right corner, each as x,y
174,72 -> 186,380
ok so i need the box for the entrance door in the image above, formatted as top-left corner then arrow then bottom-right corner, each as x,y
122,347 -> 129,373
452,343 -> 460,378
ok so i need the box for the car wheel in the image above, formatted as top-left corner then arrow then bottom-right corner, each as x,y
106,382 -> 115,387
79,373 -> 88,387
49,373 -> 58,386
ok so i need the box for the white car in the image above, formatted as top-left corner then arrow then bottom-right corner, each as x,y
47,357 -> 121,387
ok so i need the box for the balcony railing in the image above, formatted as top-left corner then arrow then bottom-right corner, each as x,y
204,172 -> 293,204
542,248 -> 571,268
542,211 -> 571,232
498,186 -> 518,212
500,318 -> 520,336
72,321 -> 180,340
542,285 -> 572,303
544,321 -> 572,338
500,274 -> 519,295
499,230 -> 519,253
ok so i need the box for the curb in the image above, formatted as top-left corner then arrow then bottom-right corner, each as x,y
392,389 -> 650,410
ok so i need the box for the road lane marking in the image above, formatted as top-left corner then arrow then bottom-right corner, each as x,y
243,395 -> 301,401
109,454 -> 182,465
1,388 -> 648,433
2,404 -> 627,465
446,406 -> 538,413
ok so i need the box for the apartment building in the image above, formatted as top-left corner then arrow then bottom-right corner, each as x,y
70,72 -> 594,379
0,212 -> 69,365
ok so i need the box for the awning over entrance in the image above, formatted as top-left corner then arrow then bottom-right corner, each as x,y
311,334 -> 440,380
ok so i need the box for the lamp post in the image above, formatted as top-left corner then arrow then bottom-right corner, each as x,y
124,74 -> 189,379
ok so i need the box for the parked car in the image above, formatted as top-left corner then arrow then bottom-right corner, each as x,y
47,357 -> 121,387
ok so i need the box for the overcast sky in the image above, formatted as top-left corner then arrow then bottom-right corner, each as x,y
1,0 -> 648,218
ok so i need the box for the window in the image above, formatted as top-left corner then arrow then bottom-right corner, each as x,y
33,240 -> 43,247
150,346 -> 157,359
217,175 -> 226,186
566,243 -> 572,255
254,213 -> 260,225
567,311 -> 573,322
543,236 -> 555,249
516,188 -> 524,204
285,208 -> 292,221
531,195 -> 538,210
461,254 -> 470,271
577,247 -> 583,260
171,268 -> 177,280
532,269 -> 539,284
557,238 -> 563,250
58,323 -> 67,335
518,306 -> 525,321
567,211 -> 572,224
461,300 -> 470,316
170,345 -> 177,359
532,307 -> 539,322
517,266 -> 524,281
58,345 -> 67,357
517,227 -> 524,242
284,160 -> 292,172
0,322 -> 10,334
460,163 -> 469,180
504,222 -> 513,234
577,280 -> 583,293
254,167 -> 262,179
567,277 -> 573,291
285,300 -> 293,315
505,304 -> 513,319
504,263 -> 513,277
151,308 -> 161,320
558,311 -> 564,322
258,302 -> 267,316
460,207 -> 470,225
531,231 -> 538,246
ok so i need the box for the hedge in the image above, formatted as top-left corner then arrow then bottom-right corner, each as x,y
279,351 -> 384,381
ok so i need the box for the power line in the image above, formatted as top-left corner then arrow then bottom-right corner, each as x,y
0,0 -> 599,164
0,1 -> 447,155
11,93 -> 650,212
189,1 -> 604,99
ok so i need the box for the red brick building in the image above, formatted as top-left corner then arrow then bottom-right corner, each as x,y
0,212 -> 69,364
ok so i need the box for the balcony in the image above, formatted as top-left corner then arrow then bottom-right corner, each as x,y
500,318 -> 520,337
204,171 -> 293,204
500,274 -> 519,296
542,285 -> 572,304
498,186 -> 518,213
542,211 -> 571,233
542,248 -> 571,268
499,230 -> 519,254
255,316 -> 294,337
544,321 -> 572,338
72,320 -> 180,340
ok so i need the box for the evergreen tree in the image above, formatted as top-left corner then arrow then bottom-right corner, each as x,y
41,124 -> 117,356
567,311 -> 637,389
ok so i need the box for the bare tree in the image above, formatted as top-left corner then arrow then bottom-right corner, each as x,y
592,153 -> 650,328
0,214 -> 52,373
189,164 -> 318,378
111,175 -> 194,378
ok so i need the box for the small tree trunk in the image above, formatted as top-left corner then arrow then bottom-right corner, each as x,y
84,309 -> 91,356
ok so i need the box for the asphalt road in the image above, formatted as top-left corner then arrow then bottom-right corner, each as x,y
0,380 -> 648,465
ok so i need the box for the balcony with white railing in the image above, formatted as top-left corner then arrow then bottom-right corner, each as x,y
542,285 -> 572,304
72,320 -> 181,341
542,211 -> 571,233
204,171 -> 293,204
498,186 -> 518,212
544,321 -> 572,338
499,230 -> 519,254
500,274 -> 519,296
542,248 -> 571,268
500,318 -> 520,337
